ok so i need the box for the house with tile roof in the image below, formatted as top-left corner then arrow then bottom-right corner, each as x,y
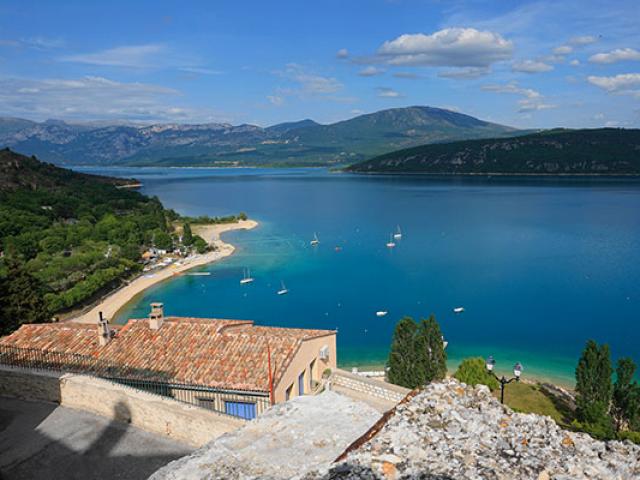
0,303 -> 337,419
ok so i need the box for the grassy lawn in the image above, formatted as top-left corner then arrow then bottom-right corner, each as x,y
495,382 -> 575,428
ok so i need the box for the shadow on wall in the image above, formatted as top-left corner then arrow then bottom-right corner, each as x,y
0,397 -> 190,480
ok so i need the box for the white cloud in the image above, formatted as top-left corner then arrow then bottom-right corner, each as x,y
569,35 -> 598,46
0,75 -> 218,122
512,60 -> 553,73
336,48 -> 349,59
438,66 -> 490,79
569,59 -> 580,66
481,82 -> 556,113
61,44 -> 168,68
587,73 -> 640,97
589,48 -> 640,64
377,28 -> 513,67
267,95 -> 284,106
553,45 -> 573,55
178,67 -> 223,75
358,66 -> 385,77
289,69 -> 342,94
376,87 -> 402,98
0,36 -> 65,50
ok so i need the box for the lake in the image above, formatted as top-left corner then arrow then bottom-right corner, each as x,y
77,167 -> 640,386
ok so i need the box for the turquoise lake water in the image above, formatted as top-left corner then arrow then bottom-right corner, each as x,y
77,167 -> 640,386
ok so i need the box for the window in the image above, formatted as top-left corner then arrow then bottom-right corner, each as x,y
309,358 -> 316,390
285,384 -> 293,401
298,371 -> 305,396
224,400 -> 257,420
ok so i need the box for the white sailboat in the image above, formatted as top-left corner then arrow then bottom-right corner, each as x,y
386,234 -> 396,248
277,280 -> 289,295
310,233 -> 320,246
394,225 -> 402,240
240,268 -> 254,285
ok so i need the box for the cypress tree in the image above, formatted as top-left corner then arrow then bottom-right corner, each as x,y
387,316 -> 420,388
415,315 -> 447,383
575,340 -> 613,424
612,357 -> 640,432
183,222 -> 193,246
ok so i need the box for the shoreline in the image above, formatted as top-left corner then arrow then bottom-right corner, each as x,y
67,219 -> 258,325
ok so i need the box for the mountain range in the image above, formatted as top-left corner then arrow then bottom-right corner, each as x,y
345,128 -> 640,175
0,107 -> 517,167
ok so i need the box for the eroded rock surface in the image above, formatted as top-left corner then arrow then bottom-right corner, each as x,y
310,379 -> 640,480
149,390 -> 381,480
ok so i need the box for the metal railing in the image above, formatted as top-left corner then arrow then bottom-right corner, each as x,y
0,344 -> 270,420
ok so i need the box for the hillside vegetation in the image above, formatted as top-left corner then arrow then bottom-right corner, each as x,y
0,106 -> 516,167
346,128 -> 640,175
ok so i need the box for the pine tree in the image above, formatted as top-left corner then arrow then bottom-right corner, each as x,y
612,357 -> 640,432
415,315 -> 447,383
0,260 -> 51,336
575,340 -> 613,424
183,222 -> 193,246
387,316 -> 421,388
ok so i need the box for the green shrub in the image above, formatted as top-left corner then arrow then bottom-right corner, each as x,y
454,357 -> 499,391
618,431 -> 640,444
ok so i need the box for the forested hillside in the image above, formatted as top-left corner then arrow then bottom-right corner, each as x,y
346,128 -> 640,175
0,148 -> 176,320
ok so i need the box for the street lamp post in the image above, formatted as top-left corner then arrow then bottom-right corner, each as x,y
485,356 -> 523,404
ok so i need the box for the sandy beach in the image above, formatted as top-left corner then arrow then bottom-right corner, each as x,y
69,219 -> 258,325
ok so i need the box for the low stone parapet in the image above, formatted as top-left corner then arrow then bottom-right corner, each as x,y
330,368 -> 409,403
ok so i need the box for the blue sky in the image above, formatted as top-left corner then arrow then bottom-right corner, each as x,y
0,0 -> 639,128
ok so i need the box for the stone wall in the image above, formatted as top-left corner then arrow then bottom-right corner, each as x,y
0,366 -> 244,447
330,369 -> 409,403
0,366 -> 62,402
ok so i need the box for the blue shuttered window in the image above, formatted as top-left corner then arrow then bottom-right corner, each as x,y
224,400 -> 257,420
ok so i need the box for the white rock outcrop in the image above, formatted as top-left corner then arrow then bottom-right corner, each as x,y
310,379 -> 640,479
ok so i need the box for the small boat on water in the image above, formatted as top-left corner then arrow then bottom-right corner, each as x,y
186,272 -> 211,276
277,281 -> 289,295
386,234 -> 396,248
376,311 -> 388,317
394,225 -> 402,240
310,233 -> 320,246
240,268 -> 254,285
453,307 -> 465,314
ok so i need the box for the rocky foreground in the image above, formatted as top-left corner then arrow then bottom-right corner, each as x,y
308,379 -> 640,480
150,379 -> 640,480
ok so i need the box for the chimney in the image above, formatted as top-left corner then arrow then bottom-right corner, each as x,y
97,311 -> 111,346
149,302 -> 164,330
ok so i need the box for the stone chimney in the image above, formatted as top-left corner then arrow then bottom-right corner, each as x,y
149,302 -> 164,330
97,311 -> 111,346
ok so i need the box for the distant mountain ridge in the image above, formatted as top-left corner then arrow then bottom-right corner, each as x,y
0,106 -> 517,167
345,128 -> 640,175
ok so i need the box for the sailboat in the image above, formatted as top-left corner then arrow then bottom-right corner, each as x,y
394,225 -> 402,240
240,268 -> 254,285
386,234 -> 396,248
310,233 -> 320,246
277,280 -> 289,295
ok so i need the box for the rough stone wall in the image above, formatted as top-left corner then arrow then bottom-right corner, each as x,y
331,369 -> 409,403
311,379 -> 640,480
0,365 -> 62,402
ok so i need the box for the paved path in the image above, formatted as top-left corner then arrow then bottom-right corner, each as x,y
0,396 -> 192,480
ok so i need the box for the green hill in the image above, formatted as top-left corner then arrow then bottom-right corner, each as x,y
0,148 -> 175,319
345,128 -> 640,175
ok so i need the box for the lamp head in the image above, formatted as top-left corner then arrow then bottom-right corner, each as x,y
486,355 -> 496,372
513,362 -> 523,379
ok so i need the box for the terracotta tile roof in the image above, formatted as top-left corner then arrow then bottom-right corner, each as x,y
0,317 -> 335,393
